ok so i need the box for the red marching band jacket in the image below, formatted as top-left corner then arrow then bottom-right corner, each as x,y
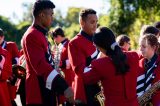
0,47 -> 12,106
68,33 -> 99,103
56,39 -> 75,104
138,55 -> 160,106
1,41 -> 20,63
1,41 -> 20,100
21,25 -> 65,104
82,51 -> 139,106
59,39 -> 75,86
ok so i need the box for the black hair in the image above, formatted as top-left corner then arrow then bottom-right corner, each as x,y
93,27 -> 129,75
33,0 -> 55,17
51,27 -> 65,38
79,8 -> 96,21
0,28 -> 4,37
154,21 -> 160,29
116,34 -> 130,46
141,25 -> 159,37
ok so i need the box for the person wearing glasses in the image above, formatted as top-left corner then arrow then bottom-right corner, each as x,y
116,34 -> 131,51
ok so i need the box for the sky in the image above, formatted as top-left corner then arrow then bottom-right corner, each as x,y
0,0 -> 110,24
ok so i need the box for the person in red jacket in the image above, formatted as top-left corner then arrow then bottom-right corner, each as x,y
21,1 -> 74,106
0,28 -> 20,105
0,28 -> 19,65
137,25 -> 160,59
0,47 -> 12,106
116,34 -> 131,51
68,8 -> 102,105
51,27 -> 75,87
137,34 -> 160,106
51,27 -> 75,106
82,27 -> 139,106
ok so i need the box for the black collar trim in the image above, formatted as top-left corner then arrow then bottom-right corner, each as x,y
33,24 -> 48,35
79,30 -> 93,42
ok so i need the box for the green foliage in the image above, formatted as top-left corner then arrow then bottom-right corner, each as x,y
99,14 -> 109,27
21,3 -> 33,23
64,23 -> 80,39
16,21 -> 31,48
65,7 -> 81,27
52,10 -> 65,27
109,0 -> 136,35
128,0 -> 160,49
52,7 -> 81,39
108,0 -> 160,49
0,16 -> 17,41
2,0 -> 160,50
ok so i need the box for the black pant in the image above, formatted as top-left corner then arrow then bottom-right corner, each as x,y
17,79 -> 26,106
27,105 -> 43,106
84,84 -> 101,106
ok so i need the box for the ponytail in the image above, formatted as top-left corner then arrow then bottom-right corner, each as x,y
93,27 -> 129,75
107,44 -> 129,75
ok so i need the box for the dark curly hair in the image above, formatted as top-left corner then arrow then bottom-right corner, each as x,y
33,0 -> 55,17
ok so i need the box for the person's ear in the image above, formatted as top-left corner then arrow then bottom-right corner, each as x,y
39,12 -> 44,18
41,13 -> 44,17
2,36 -> 4,39
79,18 -> 85,27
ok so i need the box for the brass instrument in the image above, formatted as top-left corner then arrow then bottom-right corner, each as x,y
138,80 -> 160,106
53,42 -> 65,77
95,91 -> 105,106
8,58 -> 26,86
12,64 -> 26,79
53,41 -> 60,71
12,56 -> 26,79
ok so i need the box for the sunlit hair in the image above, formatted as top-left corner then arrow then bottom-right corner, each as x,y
154,21 -> 160,29
116,34 -> 130,46
51,27 -> 65,38
93,27 -> 129,75
33,0 -> 55,17
79,8 -> 96,21
140,25 -> 159,37
140,33 -> 159,49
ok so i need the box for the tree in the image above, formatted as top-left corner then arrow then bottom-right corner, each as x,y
21,3 -> 33,23
108,0 -> 137,35
65,7 -> 81,27
52,9 -> 65,27
108,0 -> 160,49
0,16 -> 18,42
99,14 -> 109,27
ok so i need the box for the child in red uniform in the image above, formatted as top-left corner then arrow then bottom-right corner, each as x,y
137,34 -> 160,106
83,27 -> 139,106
